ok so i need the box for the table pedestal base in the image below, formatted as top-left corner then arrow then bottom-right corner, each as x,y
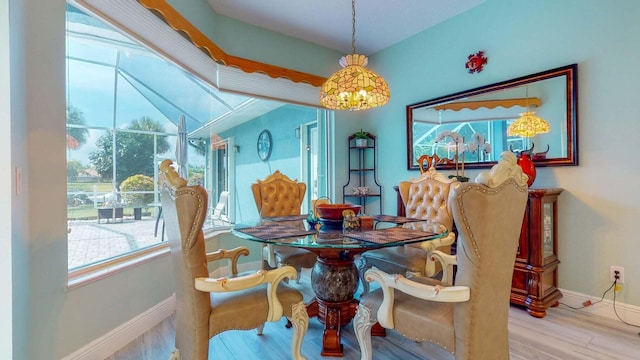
308,254 -> 360,357
307,298 -> 358,356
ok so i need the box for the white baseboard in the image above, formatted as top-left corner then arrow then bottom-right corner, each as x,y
62,261 -> 262,360
559,287 -> 640,325
61,294 -> 176,360
67,265 -> 639,360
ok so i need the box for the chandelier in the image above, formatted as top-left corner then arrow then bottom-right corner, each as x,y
320,0 -> 390,111
507,87 -> 550,137
507,111 -> 550,137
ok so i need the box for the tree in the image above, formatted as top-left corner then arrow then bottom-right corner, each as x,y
188,139 -> 207,156
67,160 -> 85,181
66,103 -> 90,148
89,116 -> 170,186
120,174 -> 155,206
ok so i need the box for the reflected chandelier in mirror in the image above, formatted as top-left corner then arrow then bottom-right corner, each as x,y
406,64 -> 578,170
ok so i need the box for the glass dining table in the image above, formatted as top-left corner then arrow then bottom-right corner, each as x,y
232,215 -> 448,357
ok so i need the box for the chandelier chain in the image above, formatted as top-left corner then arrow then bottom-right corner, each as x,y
319,0 -> 389,111
351,0 -> 356,54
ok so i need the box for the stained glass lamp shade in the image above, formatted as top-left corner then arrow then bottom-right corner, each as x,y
319,0 -> 390,111
320,54 -> 390,111
507,111 -> 550,138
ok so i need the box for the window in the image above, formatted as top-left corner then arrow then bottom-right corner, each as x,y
412,119 -> 517,163
66,4 -> 328,275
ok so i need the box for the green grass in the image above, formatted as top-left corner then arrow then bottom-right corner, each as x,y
67,182 -> 158,220
67,182 -> 114,193
67,204 -> 158,220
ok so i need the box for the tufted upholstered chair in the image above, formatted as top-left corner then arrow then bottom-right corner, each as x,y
358,166 -> 459,296
252,170 -> 317,280
354,151 -> 529,360
160,160 -> 308,360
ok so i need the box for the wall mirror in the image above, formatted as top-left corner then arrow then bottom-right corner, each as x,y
407,64 -> 578,170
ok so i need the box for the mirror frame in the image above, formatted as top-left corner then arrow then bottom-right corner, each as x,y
406,64 -> 578,170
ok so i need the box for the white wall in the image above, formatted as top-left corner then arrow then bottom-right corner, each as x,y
9,0 -> 337,358
9,1 -> 176,358
5,0 -> 30,356
1,0 -> 13,356
365,0 -> 640,306
11,0 -> 640,357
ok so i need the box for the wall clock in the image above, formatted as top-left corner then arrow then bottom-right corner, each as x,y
257,129 -> 272,161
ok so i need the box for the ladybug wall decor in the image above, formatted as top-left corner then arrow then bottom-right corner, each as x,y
465,51 -> 488,74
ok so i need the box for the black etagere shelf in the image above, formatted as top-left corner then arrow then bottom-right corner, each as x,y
342,133 -> 382,215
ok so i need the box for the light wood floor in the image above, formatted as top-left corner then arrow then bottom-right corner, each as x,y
107,270 -> 640,360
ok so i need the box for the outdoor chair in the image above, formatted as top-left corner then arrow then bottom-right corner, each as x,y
211,190 -> 230,226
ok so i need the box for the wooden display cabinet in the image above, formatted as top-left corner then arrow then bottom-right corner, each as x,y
510,188 -> 563,318
395,186 -> 563,318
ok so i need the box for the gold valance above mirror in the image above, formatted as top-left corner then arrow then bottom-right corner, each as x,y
432,98 -> 541,112
406,64 -> 578,170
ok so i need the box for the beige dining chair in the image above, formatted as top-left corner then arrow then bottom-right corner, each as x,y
354,151 -> 529,360
159,160 -> 309,360
358,166 -> 460,296
252,170 -> 317,280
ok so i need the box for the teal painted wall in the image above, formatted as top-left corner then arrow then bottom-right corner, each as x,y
166,0 -> 218,40
6,0 -> 341,357
8,0 -> 640,357
365,0 -> 640,306
221,104 -> 318,224
167,0 -> 219,38
213,15 -> 339,77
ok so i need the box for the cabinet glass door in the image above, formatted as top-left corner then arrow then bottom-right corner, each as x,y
543,202 -> 554,260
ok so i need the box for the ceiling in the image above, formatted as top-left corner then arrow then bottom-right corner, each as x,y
207,0 -> 485,55
74,0 -> 487,140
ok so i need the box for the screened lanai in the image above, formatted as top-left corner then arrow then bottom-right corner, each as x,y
66,4 -> 283,164
65,3 -> 326,270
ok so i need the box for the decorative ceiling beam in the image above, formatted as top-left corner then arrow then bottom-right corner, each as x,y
137,0 -> 326,87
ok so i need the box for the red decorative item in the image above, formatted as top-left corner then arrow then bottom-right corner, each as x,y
517,152 -> 536,187
511,143 -> 537,187
465,51 -> 488,74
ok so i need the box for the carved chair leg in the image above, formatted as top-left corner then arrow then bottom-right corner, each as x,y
288,301 -> 309,360
358,260 -> 372,297
354,304 -> 375,360
294,265 -> 302,284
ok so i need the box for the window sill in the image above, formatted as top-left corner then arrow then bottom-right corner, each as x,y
203,225 -> 233,234
66,228 -> 234,290
67,244 -> 170,290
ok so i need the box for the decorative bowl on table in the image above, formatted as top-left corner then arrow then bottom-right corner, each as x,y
315,203 -> 362,231
315,204 -> 362,220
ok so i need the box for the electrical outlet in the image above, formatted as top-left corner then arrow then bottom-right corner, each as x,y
610,266 -> 625,284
